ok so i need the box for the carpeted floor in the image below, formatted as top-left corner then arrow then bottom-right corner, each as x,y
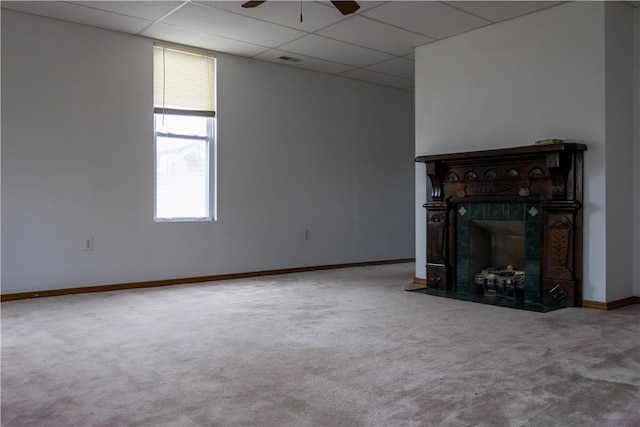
1,263 -> 639,426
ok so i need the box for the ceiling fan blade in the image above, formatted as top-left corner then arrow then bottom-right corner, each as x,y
330,1 -> 360,15
242,1 -> 267,8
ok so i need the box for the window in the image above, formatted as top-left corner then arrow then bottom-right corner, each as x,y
153,45 -> 216,221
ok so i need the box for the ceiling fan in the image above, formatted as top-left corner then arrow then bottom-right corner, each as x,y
242,1 -> 361,16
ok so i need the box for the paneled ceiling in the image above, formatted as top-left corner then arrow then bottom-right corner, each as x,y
2,1 -> 637,91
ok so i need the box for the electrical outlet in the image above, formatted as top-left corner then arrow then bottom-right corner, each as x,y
302,229 -> 310,240
83,236 -> 94,251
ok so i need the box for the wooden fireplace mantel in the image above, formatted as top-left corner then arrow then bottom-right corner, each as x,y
416,142 -> 587,307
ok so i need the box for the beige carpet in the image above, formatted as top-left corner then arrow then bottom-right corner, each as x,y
1,263 -> 639,426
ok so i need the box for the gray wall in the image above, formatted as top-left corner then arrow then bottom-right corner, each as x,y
604,3 -> 636,301
634,7 -> 640,297
414,2 -> 637,303
1,10 -> 415,294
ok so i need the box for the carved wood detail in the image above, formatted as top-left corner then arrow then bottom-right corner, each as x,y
427,213 -> 446,264
425,161 -> 443,201
528,167 -> 547,178
427,265 -> 449,290
548,214 -> 572,269
424,200 -> 450,290
541,201 -> 581,306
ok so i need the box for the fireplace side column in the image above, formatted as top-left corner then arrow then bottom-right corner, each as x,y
540,201 -> 582,307
425,202 -> 450,289
423,160 -> 451,290
541,149 -> 584,307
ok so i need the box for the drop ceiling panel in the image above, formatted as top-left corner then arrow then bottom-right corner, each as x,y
278,34 -> 394,67
448,1 -> 564,23
365,57 -> 415,80
69,1 -> 184,22
160,2 -> 306,47
2,1 -> 153,34
317,15 -> 432,56
199,0 -> 349,32
254,49 -> 355,75
141,23 -> 269,57
363,1 -> 491,40
340,68 -> 413,89
1,0 -> 587,91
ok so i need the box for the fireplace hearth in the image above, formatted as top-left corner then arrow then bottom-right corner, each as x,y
416,142 -> 586,308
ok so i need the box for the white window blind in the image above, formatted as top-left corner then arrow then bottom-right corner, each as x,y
153,45 -> 216,115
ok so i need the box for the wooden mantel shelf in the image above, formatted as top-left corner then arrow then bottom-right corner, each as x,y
415,142 -> 587,164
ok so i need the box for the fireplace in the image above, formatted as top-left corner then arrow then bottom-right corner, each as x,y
416,142 -> 586,308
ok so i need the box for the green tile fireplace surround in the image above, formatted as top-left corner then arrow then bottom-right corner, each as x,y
455,202 -> 541,303
416,142 -> 586,308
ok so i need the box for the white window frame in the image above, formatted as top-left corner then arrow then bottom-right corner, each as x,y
153,44 -> 217,222
153,113 -> 216,222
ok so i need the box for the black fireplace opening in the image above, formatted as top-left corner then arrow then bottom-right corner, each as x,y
469,220 -> 525,300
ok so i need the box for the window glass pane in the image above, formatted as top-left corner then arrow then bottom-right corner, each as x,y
155,113 -> 208,136
156,135 -> 209,219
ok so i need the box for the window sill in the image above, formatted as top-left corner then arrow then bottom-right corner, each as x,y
154,217 -> 214,223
